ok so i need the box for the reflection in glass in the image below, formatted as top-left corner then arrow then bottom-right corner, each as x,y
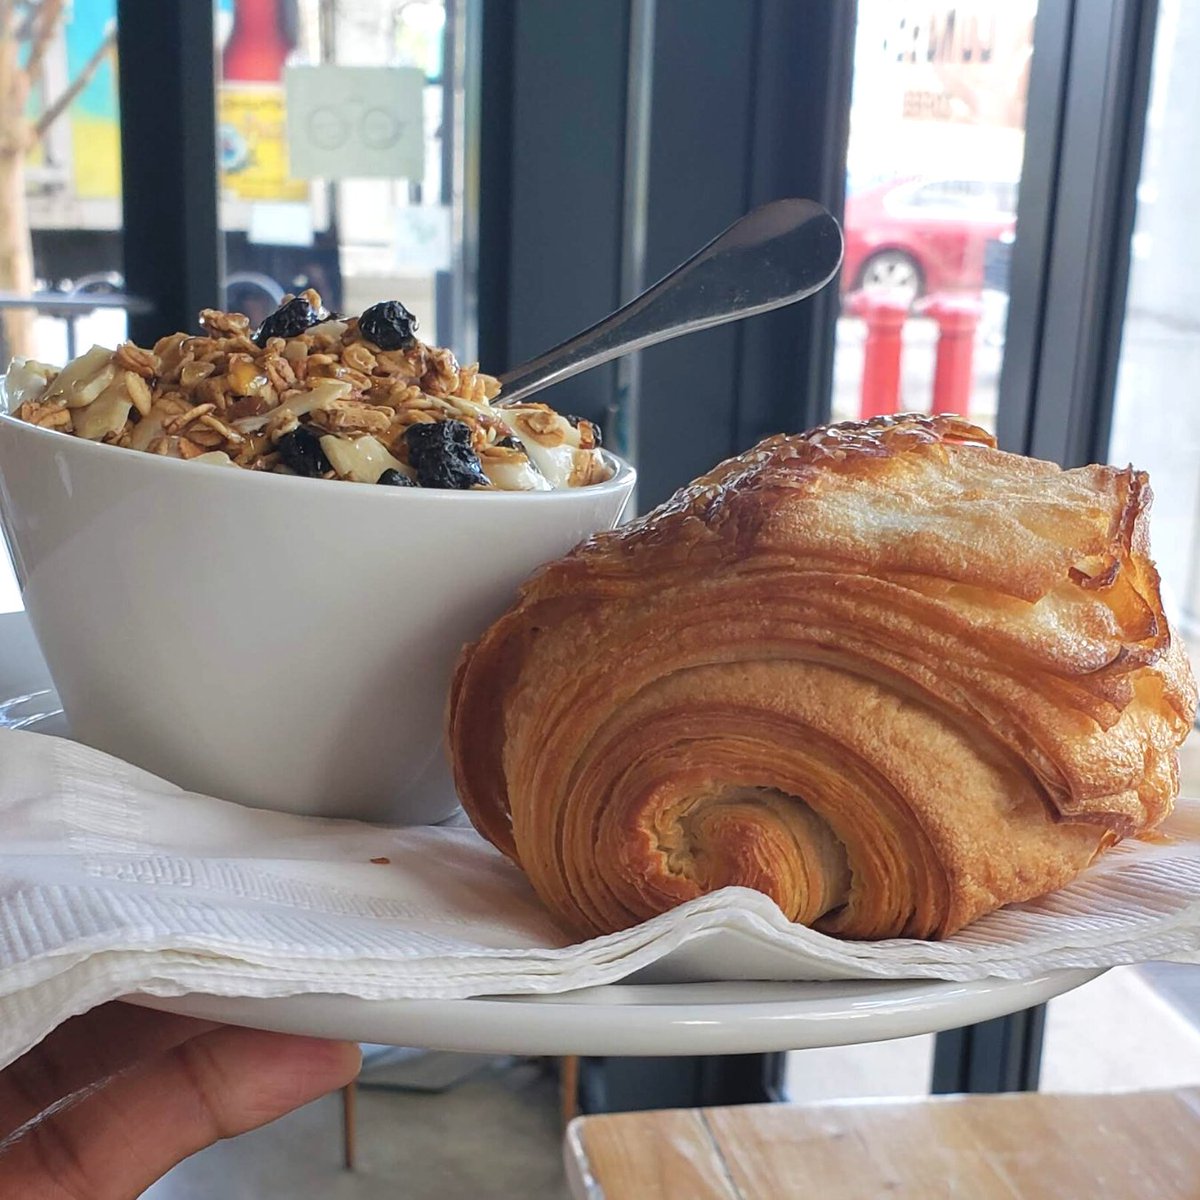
834,1 -> 1037,433
217,0 -> 457,347
1,1 -> 125,612
1043,0 -> 1200,1094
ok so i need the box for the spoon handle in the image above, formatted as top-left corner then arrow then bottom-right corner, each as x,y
496,198 -> 843,408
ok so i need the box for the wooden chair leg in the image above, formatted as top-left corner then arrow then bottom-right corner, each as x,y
560,1056 -> 580,1127
341,1081 -> 358,1172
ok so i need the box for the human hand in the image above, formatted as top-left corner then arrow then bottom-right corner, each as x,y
0,1002 -> 361,1199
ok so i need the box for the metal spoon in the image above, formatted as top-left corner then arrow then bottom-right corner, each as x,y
496,197 -> 843,408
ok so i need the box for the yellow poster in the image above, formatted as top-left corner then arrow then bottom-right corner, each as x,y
218,84 -> 308,202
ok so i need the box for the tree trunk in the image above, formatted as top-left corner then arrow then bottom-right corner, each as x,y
0,144 -> 36,363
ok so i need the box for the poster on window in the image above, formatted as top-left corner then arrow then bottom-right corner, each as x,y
219,85 -> 309,203
64,0 -> 120,200
850,1 -> 1036,188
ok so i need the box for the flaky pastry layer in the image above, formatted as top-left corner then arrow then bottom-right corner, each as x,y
448,415 -> 1197,939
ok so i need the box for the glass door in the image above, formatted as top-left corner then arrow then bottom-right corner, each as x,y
1,0 -> 473,614
832,2 -> 1035,436
792,0 -> 1041,1104
216,0 -> 466,349
0,1 -> 126,612
1039,0 -> 1200,1092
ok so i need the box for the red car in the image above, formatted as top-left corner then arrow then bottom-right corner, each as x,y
842,177 -> 1017,299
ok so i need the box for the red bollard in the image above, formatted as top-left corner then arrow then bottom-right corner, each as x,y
846,290 -> 908,419
918,294 -> 982,417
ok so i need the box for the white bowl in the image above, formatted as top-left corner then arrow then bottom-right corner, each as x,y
0,413 -> 635,824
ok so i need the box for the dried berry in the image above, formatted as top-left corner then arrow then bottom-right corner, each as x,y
405,419 -> 488,490
359,300 -> 419,351
253,296 -> 326,347
565,414 -> 602,447
377,467 -> 416,487
275,425 -> 331,477
496,434 -> 523,450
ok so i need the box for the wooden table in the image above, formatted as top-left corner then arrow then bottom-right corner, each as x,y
565,1088 -> 1200,1199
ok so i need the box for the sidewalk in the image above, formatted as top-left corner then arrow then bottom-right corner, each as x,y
786,966 -> 1200,1103
832,311 -> 1003,431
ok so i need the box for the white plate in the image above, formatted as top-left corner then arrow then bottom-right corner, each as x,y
123,971 -> 1100,1056
7,699 -> 1100,1055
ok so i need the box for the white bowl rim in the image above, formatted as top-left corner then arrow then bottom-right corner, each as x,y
0,410 -> 635,503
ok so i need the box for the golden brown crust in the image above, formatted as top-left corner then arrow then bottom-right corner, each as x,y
448,415 -> 1197,940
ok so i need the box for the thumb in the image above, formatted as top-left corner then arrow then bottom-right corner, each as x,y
0,1026 -> 361,1200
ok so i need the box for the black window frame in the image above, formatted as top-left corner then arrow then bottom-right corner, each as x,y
118,0 -> 222,345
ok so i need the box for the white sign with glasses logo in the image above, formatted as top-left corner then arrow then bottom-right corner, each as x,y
284,66 -> 425,183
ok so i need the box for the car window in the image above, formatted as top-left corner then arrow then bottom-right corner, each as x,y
992,181 -> 1018,215
909,181 -> 974,208
905,179 -> 1015,216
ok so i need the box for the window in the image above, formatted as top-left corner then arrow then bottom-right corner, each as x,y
0,1 -> 124,612
1038,0 -> 1200,1091
1,0 -> 470,614
215,0 -> 460,347
834,1 -> 1036,438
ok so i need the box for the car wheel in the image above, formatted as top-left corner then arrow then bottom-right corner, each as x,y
857,250 -> 924,302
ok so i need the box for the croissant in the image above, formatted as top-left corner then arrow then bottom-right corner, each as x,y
448,415 -> 1197,940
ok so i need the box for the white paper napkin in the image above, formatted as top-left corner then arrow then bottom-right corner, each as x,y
1,726 -> 1199,1070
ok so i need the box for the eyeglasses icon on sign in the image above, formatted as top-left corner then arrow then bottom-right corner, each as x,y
360,108 -> 404,151
307,105 -> 405,153
306,106 -> 348,152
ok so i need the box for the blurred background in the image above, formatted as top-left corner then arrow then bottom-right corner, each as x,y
0,2 -> 1196,1195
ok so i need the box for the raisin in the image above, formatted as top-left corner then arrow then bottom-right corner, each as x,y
377,468 -> 416,487
275,425 -> 331,477
404,419 -> 488,490
252,296 -> 327,347
496,434 -> 523,450
359,300 -> 419,351
565,414 -> 602,447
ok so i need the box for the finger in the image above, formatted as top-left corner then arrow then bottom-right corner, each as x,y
0,1027 -> 361,1200
0,1003 -> 218,1139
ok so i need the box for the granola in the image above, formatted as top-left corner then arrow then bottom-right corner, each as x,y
3,292 -> 609,491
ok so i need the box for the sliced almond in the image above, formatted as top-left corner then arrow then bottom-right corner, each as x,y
72,385 -> 132,440
2,358 -> 58,410
237,378 -> 356,435
481,455 -> 551,491
308,318 -> 349,342
180,360 -> 217,388
319,433 -> 409,483
65,363 -> 118,409
43,345 -> 115,408
271,378 -> 353,422
127,401 -> 173,451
